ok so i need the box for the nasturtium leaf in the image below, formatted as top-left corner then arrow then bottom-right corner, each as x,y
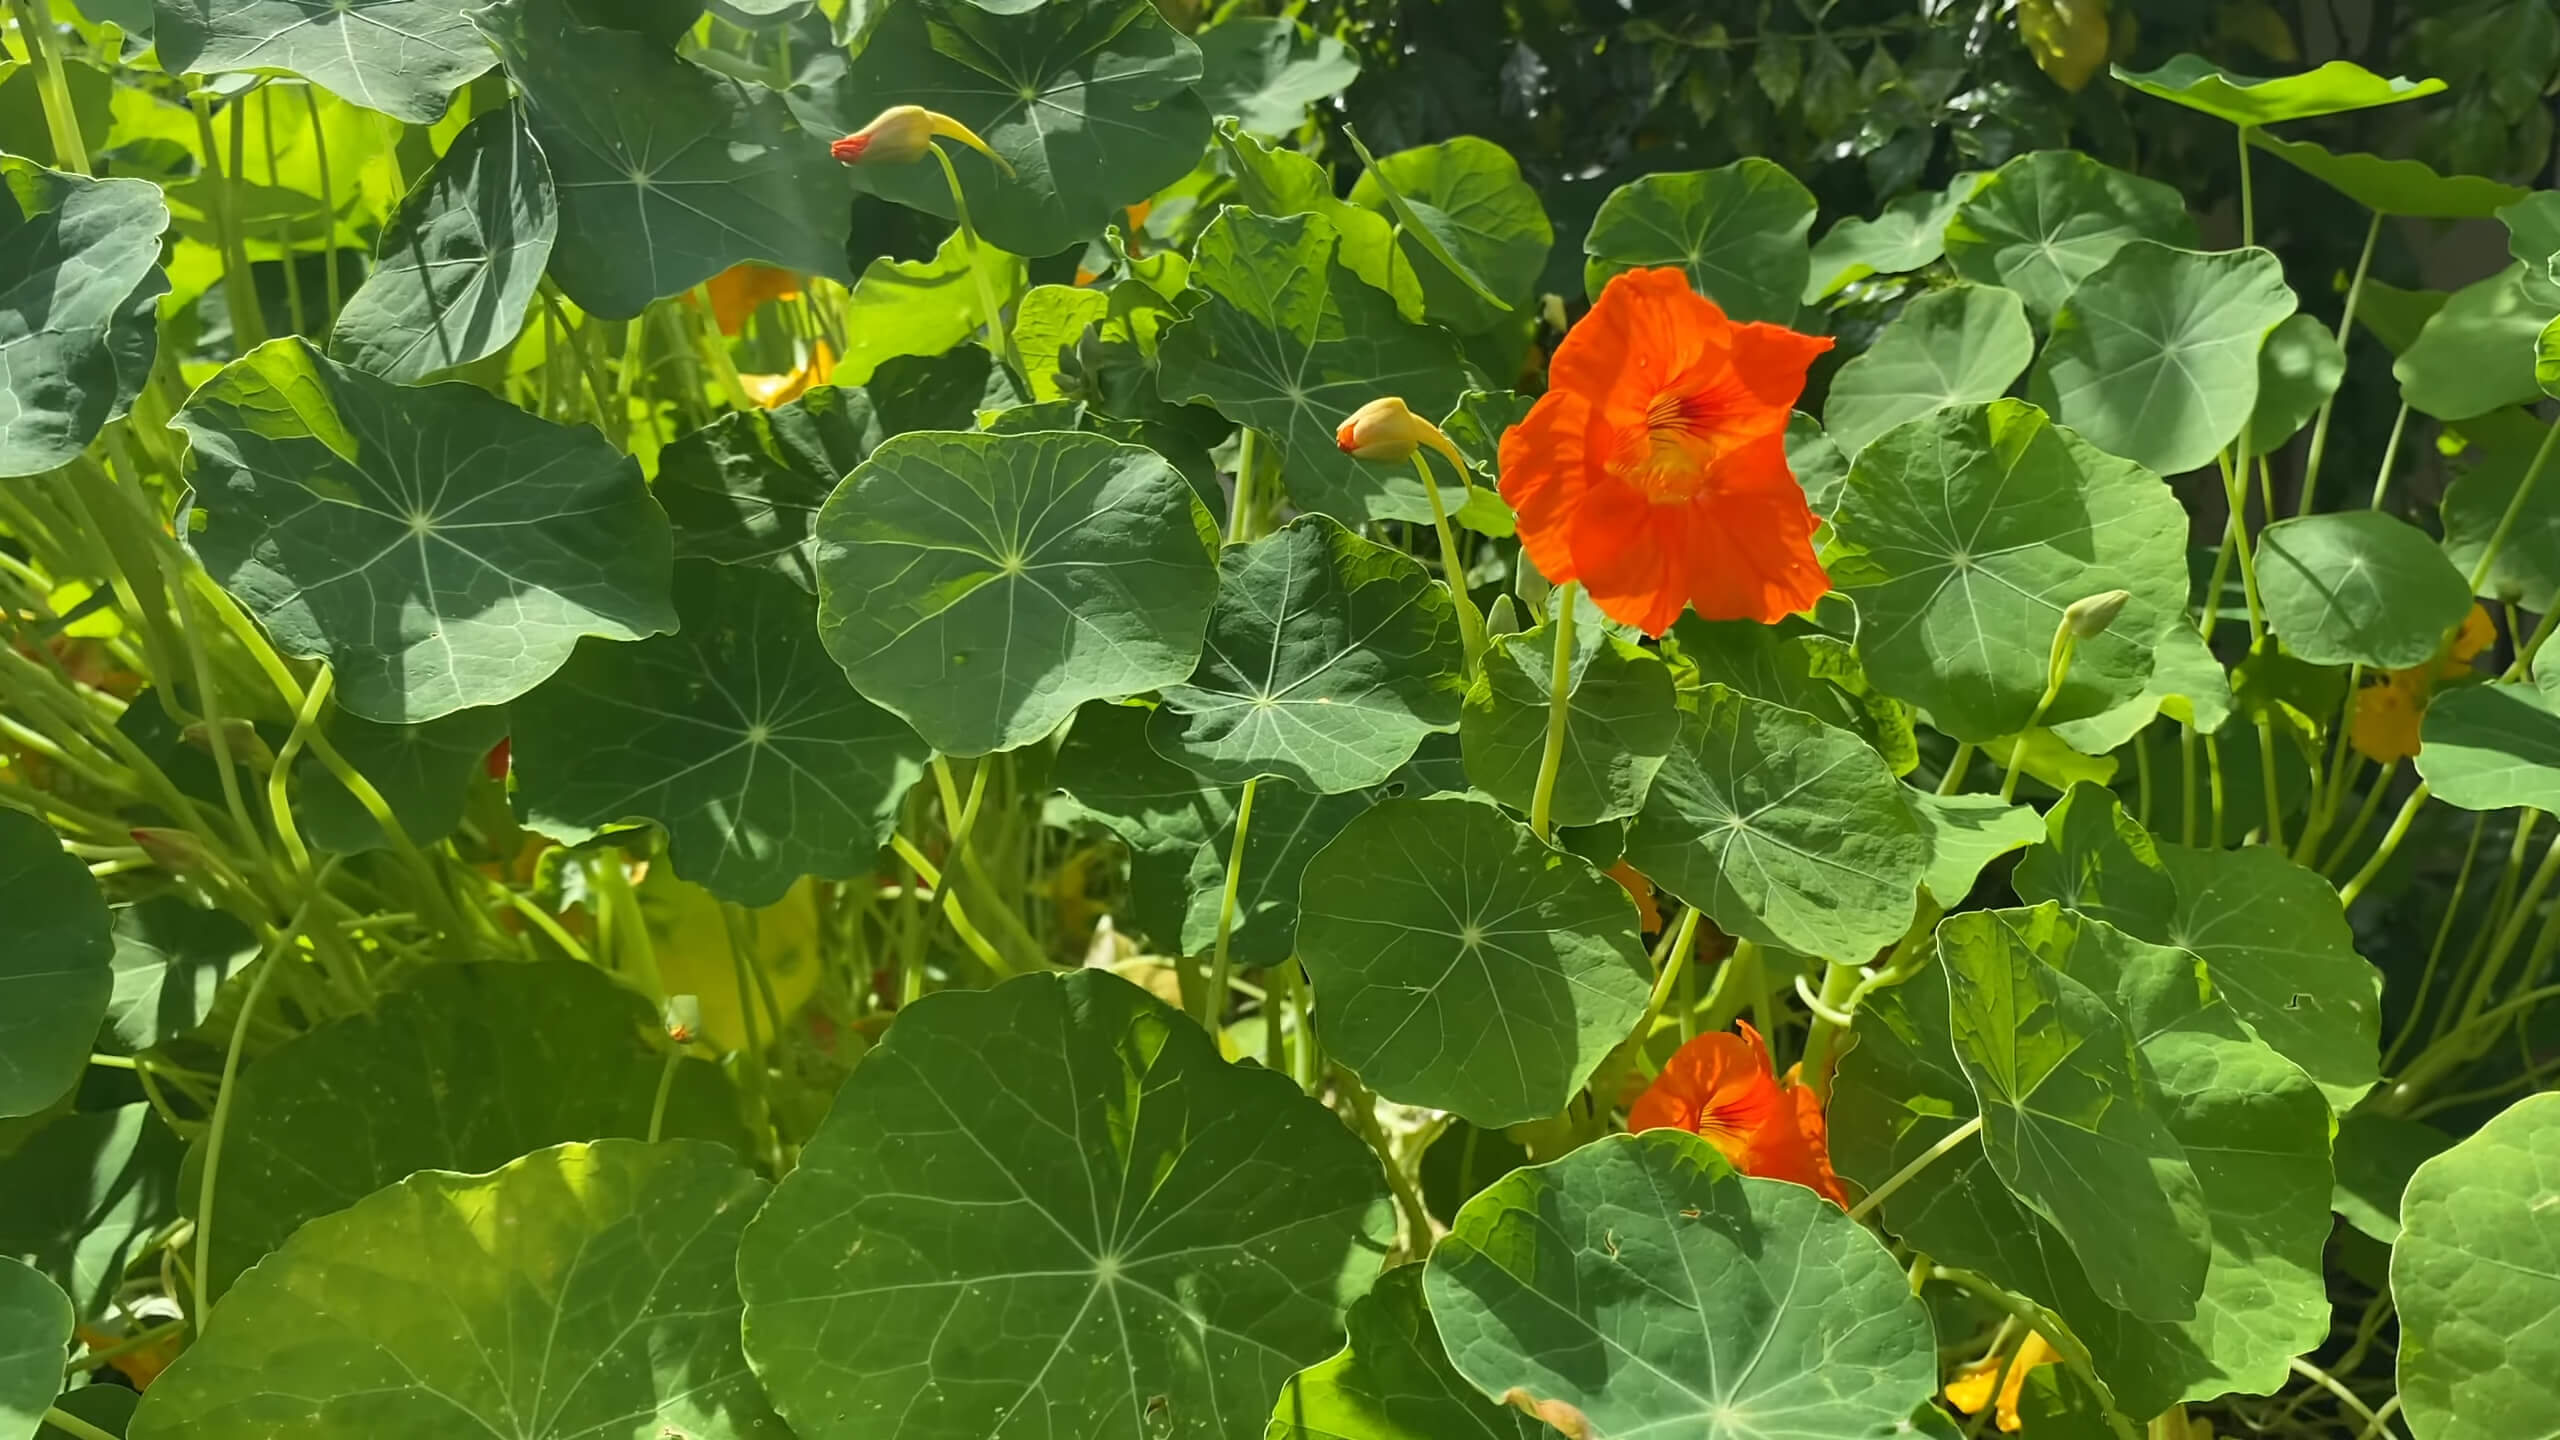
2029,242 -> 2297,476
2443,407 -> 2560,610
135,1140 -> 779,1440
2014,783 -> 2381,1109
1158,209 -> 1471,527
154,0 -> 492,123
1195,16 -> 1359,137
1349,136 -> 1551,336
814,429 -> 1217,757
1217,121 -> 1420,320
0,1259 -> 69,1439
2251,313 -> 2345,450
2249,133 -> 2527,219
515,562 -> 928,906
1296,794 -> 1649,1126
2397,265 -> 2554,422
1011,285 -> 1111,402
1803,171 -> 1983,301
1945,151 -> 2194,326
190,960 -> 740,1298
0,808 -> 111,1120
1937,906 -> 2212,1320
2395,1091 -> 2560,1439
296,704 -> 505,854
2333,1111 -> 2452,1244
656,385 -> 888,589
1267,1264 -> 1540,1440
0,160 -> 167,478
830,230 -> 1024,385
2049,625 -> 2234,754
2417,677 -> 2560,814
1785,410 -> 1849,515
2112,54 -> 2446,126
1425,1130 -> 1938,1440
179,338 -> 674,723
1461,617 -> 1676,827
1625,683 -> 1926,961
0,1105 -> 177,1324
1582,158 -> 1816,323
101,898 -> 255,1055
2258,511 -> 2473,668
477,0 -> 849,319
1906,790 -> 2044,907
738,969 -> 1393,1440
326,103 -> 553,383
1149,516 -> 1463,793
790,0 -> 1210,260
1054,701 -> 1368,967
1826,400 -> 2190,741
1823,282 -> 2033,456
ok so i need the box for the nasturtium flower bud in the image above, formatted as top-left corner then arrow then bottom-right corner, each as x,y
2062,587 -> 2131,639
1334,396 -> 1468,473
830,105 -> 1014,177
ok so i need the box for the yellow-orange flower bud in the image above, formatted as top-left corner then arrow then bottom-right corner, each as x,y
1334,396 -> 1468,474
831,105 -> 1014,177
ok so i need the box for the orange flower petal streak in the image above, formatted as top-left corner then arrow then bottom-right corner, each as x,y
1501,267 -> 1833,635
1628,1022 -> 1847,1205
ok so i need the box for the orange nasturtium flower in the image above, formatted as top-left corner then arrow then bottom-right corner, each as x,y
1499,266 -> 1833,635
741,341 -> 837,410
1945,1330 -> 2063,1432
2351,603 -> 2496,762
704,263 -> 802,337
1629,1023 -> 1847,1205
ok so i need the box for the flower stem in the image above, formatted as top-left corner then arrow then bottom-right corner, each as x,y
930,139 -> 1020,378
1199,774 -> 1258,1030
197,883 -> 331,1322
1528,582 -> 1579,839
2337,782 -> 2431,908
1227,427 -> 1258,545
2297,211 -> 2382,517
263,664 -> 334,881
2466,416 -> 2560,595
1849,1115 -> 1981,1223
7,0 -> 88,173
43,1410 -> 120,1440
304,84 -> 343,323
1413,451 -> 1486,673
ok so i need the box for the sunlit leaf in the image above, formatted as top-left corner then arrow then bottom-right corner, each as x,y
813,428 -> 1219,757
2249,133 -> 2526,219
737,969 -> 1393,1440
1297,793 -> 1649,1126
1906,790 -> 2044,907
1823,282 -> 2032,457
1804,171 -> 1984,301
657,384 -> 901,590
1945,150 -> 2195,324
2395,1091 -> 2560,1439
178,338 -> 675,723
1349,135 -> 1550,336
2396,265 -> 2554,422
2258,511 -> 2473,668
2250,313 -> 2345,451
2113,54 -> 2445,126
1582,158 -> 1816,323
1195,16 -> 1359,138
0,809 -> 111,1120
0,160 -> 166,478
830,230 -> 1023,385
1267,1265 -> 1540,1440
2417,674 -> 2560,814
155,0 -> 494,124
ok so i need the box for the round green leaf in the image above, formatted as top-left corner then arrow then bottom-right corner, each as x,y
833,232 -> 1025,384
190,960 -> 741,1298
1349,136 -> 1551,337
1581,158 -> 1815,323
2396,1091 -> 2560,1439
1624,683 -> 1926,961
1826,399 -> 2191,742
1195,17 -> 1359,137
2418,677 -> 2560,814
1267,1264 -> 1541,1440
135,1140 -> 779,1440
1157,210 -> 1471,527
154,0 -> 494,123
295,706 -> 504,855
0,1259 -> 70,1440
737,968 -> 1393,1440
0,160 -> 167,479
2396,266 -> 2553,422
789,0 -> 1210,261
1804,171 -> 1984,301
102,898 -> 256,1056
1296,793 -> 1650,1126
2014,783 -> 2381,1110
2258,511 -> 2474,668
475,0 -> 851,319
179,338 -> 675,723
1424,1130 -> 1937,1440
1822,282 -> 2033,456
2249,133 -> 2526,220
1149,515 -> 1462,793
2112,54 -> 2445,126
2245,316 -> 2346,456
1906,790 -> 2044,907
2029,241 -> 2297,476
2443,408 -> 2560,609
1944,150 -> 2196,324
515,561 -> 929,906
1937,907 -> 2213,1321
0,1104 -> 181,1323
326,103 -> 555,383
1460,618 -> 1676,827
0,808 -> 111,1119
657,384 -> 907,589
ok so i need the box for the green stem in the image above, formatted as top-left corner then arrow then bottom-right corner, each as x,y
1528,582 -> 1579,839
645,1044 -> 684,1145
2384,811 -> 2488,1071
42,1410 -> 121,1440
7,0 -> 87,173
1849,1115 -> 1981,1223
2237,125 -> 2257,248
2298,211 -> 2383,517
1228,427 -> 1258,545
261,88 -> 307,339
1937,742 -> 1976,796
1200,774 -> 1258,1029
720,900 -> 782,1170
928,755 -> 1040,974
2219,455 -> 2267,647
2256,715 -> 2288,853
2508,605 -> 2560,681
2322,757 -> 2399,877
263,665 -> 335,880
197,883 -> 331,1321
304,84 -> 342,324
1413,451 -> 1487,673
1335,1068 -> 1432,1257
191,91 -> 268,351
930,139 -> 1020,378
2468,418 -> 2560,595
2370,401 -> 2412,514
2337,782 -> 2432,908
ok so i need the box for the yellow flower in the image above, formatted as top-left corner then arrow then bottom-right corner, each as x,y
704,263 -> 802,337
740,340 -> 835,410
1945,1330 -> 2062,1432
2351,603 -> 2496,763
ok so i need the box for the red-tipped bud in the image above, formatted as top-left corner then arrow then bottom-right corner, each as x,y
831,105 -> 1014,176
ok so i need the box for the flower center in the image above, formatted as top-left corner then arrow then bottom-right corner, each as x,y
1621,384 -> 1742,503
